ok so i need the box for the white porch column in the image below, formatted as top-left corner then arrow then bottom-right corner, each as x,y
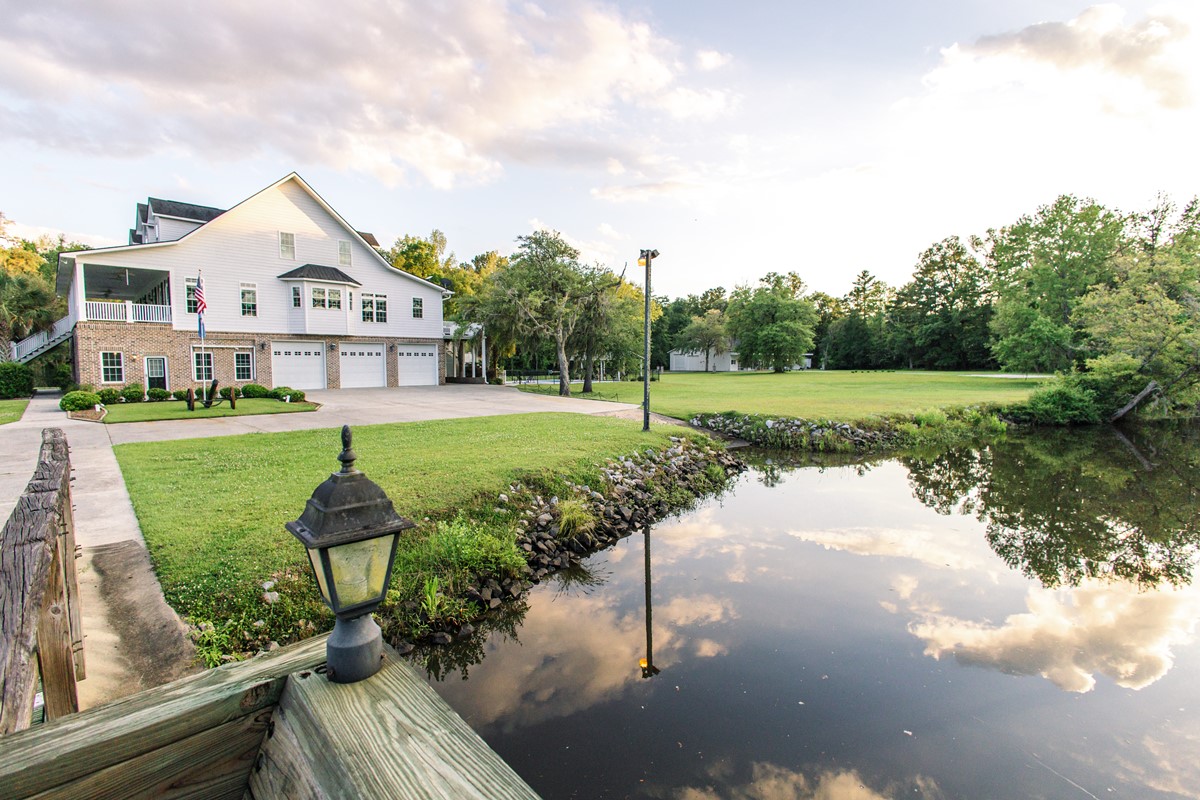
481,329 -> 487,379
74,260 -> 87,321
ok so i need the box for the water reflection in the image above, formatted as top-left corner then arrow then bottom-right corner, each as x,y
901,425 -> 1200,588
419,427 -> 1200,798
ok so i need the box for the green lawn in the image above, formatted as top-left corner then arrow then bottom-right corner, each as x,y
0,398 -> 29,425
115,413 -> 686,626
520,370 -> 1044,420
101,398 -> 317,423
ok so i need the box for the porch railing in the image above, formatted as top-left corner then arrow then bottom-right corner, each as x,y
83,301 -> 172,323
11,314 -> 76,362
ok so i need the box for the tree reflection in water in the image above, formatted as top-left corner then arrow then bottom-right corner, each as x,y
901,424 -> 1200,588
404,597 -> 529,681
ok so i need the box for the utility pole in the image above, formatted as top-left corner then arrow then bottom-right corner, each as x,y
639,249 -> 659,432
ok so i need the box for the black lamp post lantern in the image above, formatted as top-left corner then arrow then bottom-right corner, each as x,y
287,425 -> 415,683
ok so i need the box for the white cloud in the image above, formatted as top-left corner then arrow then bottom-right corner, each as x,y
696,50 -> 732,71
789,526 -> 988,573
909,580 -> 1200,692
0,0 -> 731,189
675,762 -> 941,800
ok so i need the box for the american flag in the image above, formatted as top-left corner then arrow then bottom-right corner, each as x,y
195,274 -> 207,338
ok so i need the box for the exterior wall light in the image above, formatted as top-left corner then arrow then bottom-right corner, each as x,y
286,426 -> 414,682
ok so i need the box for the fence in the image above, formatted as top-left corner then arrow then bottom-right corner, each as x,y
0,428 -> 85,735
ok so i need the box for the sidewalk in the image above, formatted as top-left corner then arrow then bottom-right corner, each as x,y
1,392 -> 197,709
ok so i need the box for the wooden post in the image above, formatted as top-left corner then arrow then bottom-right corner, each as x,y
0,428 -> 79,735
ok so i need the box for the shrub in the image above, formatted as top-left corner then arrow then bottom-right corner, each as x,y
270,386 -> 305,402
121,383 -> 146,403
913,409 -> 948,428
97,388 -> 121,405
0,362 -> 34,399
59,390 -> 101,412
66,383 -> 96,395
218,386 -> 241,400
147,388 -> 172,402
1024,378 -> 1101,425
172,389 -> 190,401
240,383 -> 270,399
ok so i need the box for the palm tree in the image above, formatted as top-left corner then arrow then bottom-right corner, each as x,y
0,270 -> 58,361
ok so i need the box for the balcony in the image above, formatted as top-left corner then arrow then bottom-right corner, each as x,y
84,301 -> 173,323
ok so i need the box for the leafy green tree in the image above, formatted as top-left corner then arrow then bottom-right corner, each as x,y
890,237 -> 995,370
674,309 -> 730,371
469,231 -> 588,396
726,278 -> 817,372
1074,199 -> 1200,419
988,195 -> 1126,372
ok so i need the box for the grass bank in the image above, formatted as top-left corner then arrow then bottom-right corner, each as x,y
101,397 -> 317,423
518,370 -> 1043,421
114,413 -> 708,664
0,398 -> 29,425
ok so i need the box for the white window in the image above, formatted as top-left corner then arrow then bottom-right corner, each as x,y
193,352 -> 213,382
280,232 -> 296,259
240,283 -> 257,317
338,240 -> 351,267
186,278 -> 198,314
292,286 -> 301,308
362,293 -> 387,323
412,297 -> 423,319
312,287 -> 327,308
328,288 -> 342,310
235,352 -> 253,381
100,352 -> 124,383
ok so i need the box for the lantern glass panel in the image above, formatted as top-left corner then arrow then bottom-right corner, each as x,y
307,548 -> 332,605
327,536 -> 394,608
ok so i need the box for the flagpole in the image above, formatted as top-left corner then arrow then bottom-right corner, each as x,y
197,270 -> 207,404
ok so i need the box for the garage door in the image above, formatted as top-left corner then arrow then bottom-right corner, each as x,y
397,344 -> 438,386
339,343 -> 386,388
271,342 -> 326,390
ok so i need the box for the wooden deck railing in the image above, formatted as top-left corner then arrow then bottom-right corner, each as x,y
0,428 -> 85,735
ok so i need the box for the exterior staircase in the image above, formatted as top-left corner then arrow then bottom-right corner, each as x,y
10,314 -> 74,363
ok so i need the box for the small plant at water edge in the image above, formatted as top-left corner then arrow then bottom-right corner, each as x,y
556,498 -> 596,539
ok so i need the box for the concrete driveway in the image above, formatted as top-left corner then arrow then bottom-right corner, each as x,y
103,383 -> 640,444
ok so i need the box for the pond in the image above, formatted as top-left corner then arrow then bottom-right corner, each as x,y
416,425 -> 1200,799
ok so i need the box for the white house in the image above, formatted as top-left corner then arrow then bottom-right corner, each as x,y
16,173 -> 451,391
669,348 -> 739,372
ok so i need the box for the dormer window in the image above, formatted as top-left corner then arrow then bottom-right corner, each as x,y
280,232 -> 296,259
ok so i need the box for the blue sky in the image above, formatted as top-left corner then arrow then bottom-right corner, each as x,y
2,1 -> 1196,299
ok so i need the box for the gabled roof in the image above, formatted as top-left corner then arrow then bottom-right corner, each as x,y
357,231 -> 380,247
58,172 -> 451,296
277,264 -> 362,286
147,198 -> 225,222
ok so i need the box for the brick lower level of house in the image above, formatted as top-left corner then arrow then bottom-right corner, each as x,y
72,322 -> 446,391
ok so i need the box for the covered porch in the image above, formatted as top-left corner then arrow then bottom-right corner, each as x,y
72,263 -> 174,324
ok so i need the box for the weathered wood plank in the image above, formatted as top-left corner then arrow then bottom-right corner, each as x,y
248,693 -> 330,800
0,636 -> 327,800
1,429 -> 71,735
59,478 -> 85,681
28,709 -> 272,800
275,650 -> 542,800
36,519 -> 77,720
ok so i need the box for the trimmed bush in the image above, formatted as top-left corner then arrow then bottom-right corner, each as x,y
60,390 -> 101,412
97,388 -> 121,405
240,383 -> 270,398
218,386 -> 241,400
0,362 -> 34,399
172,389 -> 190,401
121,383 -> 146,403
147,388 -> 172,402
269,386 -> 305,402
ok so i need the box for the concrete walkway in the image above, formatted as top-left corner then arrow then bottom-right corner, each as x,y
1,384 -> 640,709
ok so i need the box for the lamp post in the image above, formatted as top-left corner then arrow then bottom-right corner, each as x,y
640,523 -> 660,678
638,249 -> 659,432
287,426 -> 415,683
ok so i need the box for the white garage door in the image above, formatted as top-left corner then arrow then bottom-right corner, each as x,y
339,343 -> 386,388
271,342 -> 326,390
397,344 -> 438,386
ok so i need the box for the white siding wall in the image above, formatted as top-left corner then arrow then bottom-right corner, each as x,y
75,179 -> 444,339
156,217 -> 203,242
